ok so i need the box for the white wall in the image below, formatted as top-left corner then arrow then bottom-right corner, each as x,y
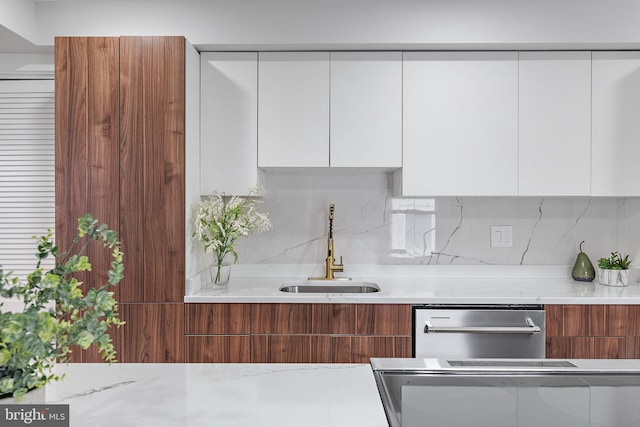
31,0 -> 640,50
0,0 -> 37,44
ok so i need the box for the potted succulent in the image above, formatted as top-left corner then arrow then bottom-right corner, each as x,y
597,251 -> 631,287
0,214 -> 124,401
192,189 -> 271,287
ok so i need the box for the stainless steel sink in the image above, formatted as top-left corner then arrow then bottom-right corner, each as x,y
279,280 -> 380,293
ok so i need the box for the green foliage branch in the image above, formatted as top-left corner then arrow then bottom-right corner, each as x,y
0,214 -> 124,399
597,251 -> 631,270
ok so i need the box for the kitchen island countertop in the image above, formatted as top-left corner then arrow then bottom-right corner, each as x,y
45,363 -> 388,427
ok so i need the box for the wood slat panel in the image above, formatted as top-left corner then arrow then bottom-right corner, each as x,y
55,37 -> 85,244
86,36 -> 120,303
85,38 -> 120,363
120,303 -> 185,363
55,37 -> 121,363
331,336 -> 412,363
186,335 -> 250,363
251,335 -> 331,363
355,304 -> 412,335
119,36 -> 185,303
143,36 -> 185,302
118,36 -> 145,302
54,37 -> 88,303
185,303 -> 250,335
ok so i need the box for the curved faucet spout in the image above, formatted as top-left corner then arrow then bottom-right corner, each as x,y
309,203 -> 350,281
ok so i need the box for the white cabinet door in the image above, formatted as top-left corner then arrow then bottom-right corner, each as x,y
592,51 -> 640,196
518,51 -> 591,196
200,52 -> 259,196
258,52 -> 330,168
402,52 -> 518,196
330,52 -> 402,168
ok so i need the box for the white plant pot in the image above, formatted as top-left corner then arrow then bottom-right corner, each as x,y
598,268 -> 629,287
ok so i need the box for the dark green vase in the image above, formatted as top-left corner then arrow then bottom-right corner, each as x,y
572,241 -> 595,282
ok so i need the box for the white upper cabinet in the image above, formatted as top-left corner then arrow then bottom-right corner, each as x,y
402,52 -> 518,196
200,52 -> 260,196
330,52 -> 402,168
258,52 -> 330,168
592,51 -> 640,197
518,51 -> 592,196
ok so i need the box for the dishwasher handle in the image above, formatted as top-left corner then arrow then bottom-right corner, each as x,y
424,317 -> 541,335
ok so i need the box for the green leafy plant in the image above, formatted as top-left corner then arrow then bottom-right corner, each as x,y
597,251 -> 631,270
0,214 -> 124,399
192,188 -> 271,282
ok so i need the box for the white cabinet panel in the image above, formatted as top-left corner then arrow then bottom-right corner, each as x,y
592,51 -> 640,197
330,52 -> 402,168
518,51 -> 591,196
258,52 -> 330,168
200,52 -> 259,196
402,52 -> 518,196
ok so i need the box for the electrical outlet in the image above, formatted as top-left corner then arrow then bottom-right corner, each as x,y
491,226 -> 513,248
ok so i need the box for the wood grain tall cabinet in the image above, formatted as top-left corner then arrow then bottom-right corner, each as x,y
55,36 -> 199,363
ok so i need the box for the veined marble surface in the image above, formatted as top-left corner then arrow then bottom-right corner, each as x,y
192,171 -> 639,270
45,363 -> 387,427
185,264 -> 640,304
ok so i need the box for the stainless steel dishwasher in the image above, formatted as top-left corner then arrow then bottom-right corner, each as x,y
413,304 -> 545,358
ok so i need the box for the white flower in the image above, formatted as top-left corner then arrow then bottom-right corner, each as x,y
192,188 -> 271,265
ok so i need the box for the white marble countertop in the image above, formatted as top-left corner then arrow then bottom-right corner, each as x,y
185,264 -> 640,304
45,363 -> 387,427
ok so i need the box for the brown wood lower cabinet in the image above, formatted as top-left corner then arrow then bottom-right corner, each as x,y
184,303 -> 412,363
120,303 -> 185,363
546,337 -> 626,359
546,304 -> 640,359
186,335 -> 250,363
331,336 -> 412,363
252,335 -> 331,363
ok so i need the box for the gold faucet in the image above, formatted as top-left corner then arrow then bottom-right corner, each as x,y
310,204 -> 350,281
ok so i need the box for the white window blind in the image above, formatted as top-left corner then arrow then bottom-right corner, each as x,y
0,80 -> 55,279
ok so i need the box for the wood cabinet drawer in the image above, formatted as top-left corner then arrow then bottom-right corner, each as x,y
250,303 -> 356,334
356,304 -> 412,336
185,303 -> 413,364
547,336 -> 625,359
186,335 -> 250,363
331,336 -> 412,363
547,304 -> 606,337
545,304 -> 639,360
251,335 -> 331,363
185,303 -> 250,335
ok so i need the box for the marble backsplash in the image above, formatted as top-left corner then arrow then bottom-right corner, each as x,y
226,171 -> 638,267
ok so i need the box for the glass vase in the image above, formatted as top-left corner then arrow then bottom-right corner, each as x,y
208,263 -> 231,288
